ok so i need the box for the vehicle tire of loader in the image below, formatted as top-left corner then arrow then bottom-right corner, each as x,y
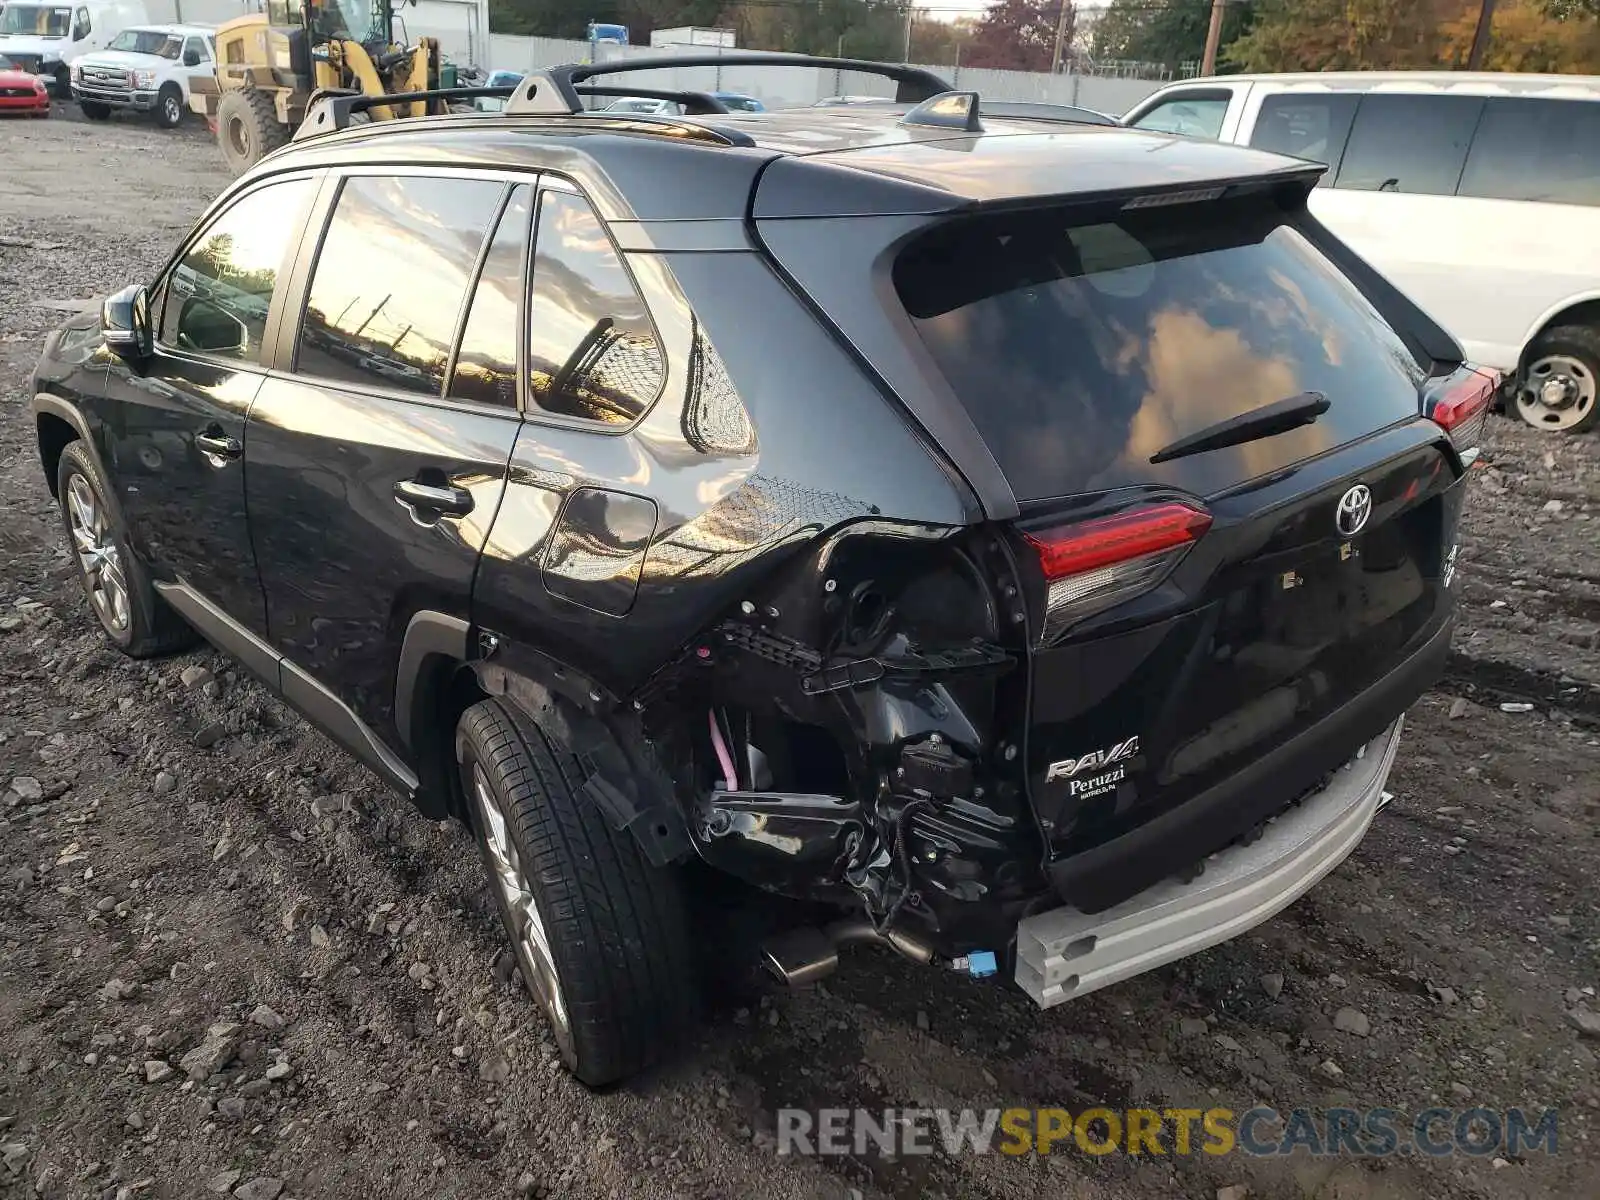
79,101 -> 111,120
455,697 -> 698,1087
216,88 -> 288,175
155,83 -> 184,129
55,441 -> 196,658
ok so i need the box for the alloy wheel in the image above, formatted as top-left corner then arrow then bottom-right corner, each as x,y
472,765 -> 570,1036
66,474 -> 130,634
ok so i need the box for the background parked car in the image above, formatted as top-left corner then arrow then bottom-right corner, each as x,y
0,51 -> 52,114
1126,72 -> 1600,435
473,67 -> 522,112
0,0 -> 147,95
70,22 -> 212,127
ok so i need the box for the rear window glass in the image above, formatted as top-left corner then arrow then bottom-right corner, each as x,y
1333,94 -> 1483,196
894,196 -> 1428,500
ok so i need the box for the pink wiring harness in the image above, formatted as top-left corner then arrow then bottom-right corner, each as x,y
709,710 -> 738,791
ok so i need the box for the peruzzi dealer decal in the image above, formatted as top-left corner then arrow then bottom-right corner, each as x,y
1045,736 -> 1141,800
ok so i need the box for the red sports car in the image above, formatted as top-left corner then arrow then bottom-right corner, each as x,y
0,54 -> 51,116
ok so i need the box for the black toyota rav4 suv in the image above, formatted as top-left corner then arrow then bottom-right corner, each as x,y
32,56 -> 1493,1085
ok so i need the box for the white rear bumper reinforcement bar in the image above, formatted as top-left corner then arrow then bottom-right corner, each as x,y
1015,717 -> 1404,1008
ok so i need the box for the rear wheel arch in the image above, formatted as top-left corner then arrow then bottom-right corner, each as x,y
1521,297 -> 1600,368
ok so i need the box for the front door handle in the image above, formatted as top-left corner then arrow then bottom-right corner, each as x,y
394,478 -> 474,517
195,429 -> 242,464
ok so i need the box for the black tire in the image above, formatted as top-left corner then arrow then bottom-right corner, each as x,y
1516,325 -> 1600,435
55,442 -> 195,658
155,84 -> 184,129
455,698 -> 697,1086
79,100 -> 111,121
215,88 -> 289,176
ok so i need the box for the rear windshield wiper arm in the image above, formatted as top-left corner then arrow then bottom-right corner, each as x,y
1149,390 -> 1330,465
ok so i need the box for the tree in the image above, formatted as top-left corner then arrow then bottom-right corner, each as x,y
1439,0 -> 1600,69
963,0 -> 1074,72
1091,0 -> 1252,72
1223,0 -> 1454,72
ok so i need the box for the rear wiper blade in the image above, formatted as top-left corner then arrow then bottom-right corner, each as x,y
1149,391 -> 1330,465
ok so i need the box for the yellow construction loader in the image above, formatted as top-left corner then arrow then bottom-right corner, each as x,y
190,0 -> 444,174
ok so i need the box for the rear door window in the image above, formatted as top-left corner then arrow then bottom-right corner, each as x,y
1129,91 -> 1232,140
295,174 -> 504,396
893,195 -> 1428,500
1249,93 -> 1358,178
1458,97 -> 1600,207
525,188 -> 664,425
158,177 -> 316,364
449,184 -> 531,408
1333,94 -> 1484,195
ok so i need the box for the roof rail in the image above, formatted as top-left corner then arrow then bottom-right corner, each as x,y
574,85 -> 732,114
505,54 -> 954,116
294,86 -> 514,140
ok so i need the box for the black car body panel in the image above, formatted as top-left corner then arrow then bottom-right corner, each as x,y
31,86 -> 1475,973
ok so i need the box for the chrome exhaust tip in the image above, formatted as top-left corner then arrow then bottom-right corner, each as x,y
760,926 -> 839,987
760,920 -> 936,987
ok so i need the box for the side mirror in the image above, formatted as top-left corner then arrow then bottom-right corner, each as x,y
101,284 -> 153,359
182,48 -> 200,66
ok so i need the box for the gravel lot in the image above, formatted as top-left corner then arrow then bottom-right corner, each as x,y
1,106 -> 1598,1200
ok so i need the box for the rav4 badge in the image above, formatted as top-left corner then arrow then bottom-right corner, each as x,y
1045,736 -> 1141,785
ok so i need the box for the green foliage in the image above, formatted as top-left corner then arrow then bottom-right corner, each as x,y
1091,0 -> 1253,71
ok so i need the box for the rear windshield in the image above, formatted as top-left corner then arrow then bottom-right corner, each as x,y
894,195 -> 1429,500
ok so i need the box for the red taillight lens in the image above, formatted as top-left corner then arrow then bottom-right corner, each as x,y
1427,367 -> 1498,459
1024,502 -> 1212,640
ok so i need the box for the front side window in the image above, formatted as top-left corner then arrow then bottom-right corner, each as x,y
1250,94 -> 1359,177
295,175 -> 504,396
1458,97 -> 1600,208
1334,94 -> 1484,196
1131,92 -> 1231,140
526,190 -> 664,425
185,36 -> 211,63
73,6 -> 89,37
159,177 -> 316,363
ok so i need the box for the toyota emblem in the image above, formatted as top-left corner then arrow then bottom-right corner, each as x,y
1336,484 -> 1373,538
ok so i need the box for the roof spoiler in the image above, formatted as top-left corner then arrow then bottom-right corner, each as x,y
504,54 -> 954,116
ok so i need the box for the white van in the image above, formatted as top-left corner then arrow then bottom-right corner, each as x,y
1126,73 -> 1600,434
0,0 -> 148,95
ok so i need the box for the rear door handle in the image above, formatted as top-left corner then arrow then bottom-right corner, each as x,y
394,478 -> 474,516
195,430 -> 242,463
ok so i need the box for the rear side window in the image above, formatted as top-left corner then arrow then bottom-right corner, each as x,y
296,175 -> 504,397
1249,94 -> 1358,177
449,184 -> 531,408
1458,97 -> 1600,207
159,177 -> 315,364
1334,94 -> 1484,195
526,190 -> 664,425
894,196 -> 1428,500
1130,91 -> 1231,140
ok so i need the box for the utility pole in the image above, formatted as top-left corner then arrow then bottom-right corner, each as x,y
1050,0 -> 1071,75
902,3 -> 913,62
1201,0 -> 1225,75
1467,0 -> 1497,69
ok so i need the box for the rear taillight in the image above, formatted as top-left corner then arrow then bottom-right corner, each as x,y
1023,502 -> 1211,641
1427,367 -> 1498,462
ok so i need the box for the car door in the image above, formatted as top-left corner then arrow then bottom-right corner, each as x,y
94,172 -> 319,636
245,170 -> 524,755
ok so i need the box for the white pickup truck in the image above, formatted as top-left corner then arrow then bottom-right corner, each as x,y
69,22 -> 213,127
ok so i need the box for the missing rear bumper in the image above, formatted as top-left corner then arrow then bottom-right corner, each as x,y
1015,717 -> 1403,1009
